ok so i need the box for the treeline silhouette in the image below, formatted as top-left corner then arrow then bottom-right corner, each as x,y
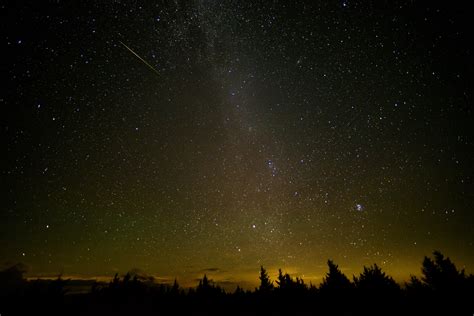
1,251 -> 473,315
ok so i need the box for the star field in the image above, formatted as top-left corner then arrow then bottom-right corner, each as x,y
1,1 -> 473,288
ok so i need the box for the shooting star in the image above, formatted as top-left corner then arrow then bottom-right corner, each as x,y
119,41 -> 160,76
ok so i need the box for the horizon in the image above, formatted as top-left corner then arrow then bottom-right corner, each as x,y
20,250 -> 472,291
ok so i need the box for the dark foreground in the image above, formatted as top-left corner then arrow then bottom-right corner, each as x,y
1,251 -> 473,315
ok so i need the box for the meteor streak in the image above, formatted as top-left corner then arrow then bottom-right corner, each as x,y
119,41 -> 160,76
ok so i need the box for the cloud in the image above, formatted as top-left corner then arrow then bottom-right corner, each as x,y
152,276 -> 175,284
127,268 -> 154,281
199,267 -> 222,273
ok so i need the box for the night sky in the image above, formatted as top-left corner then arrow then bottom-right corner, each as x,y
2,1 -> 473,289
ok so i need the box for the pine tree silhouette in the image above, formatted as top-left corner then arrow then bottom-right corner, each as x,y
198,274 -> 210,290
170,278 -> 180,295
354,264 -> 399,292
405,275 -> 425,292
257,266 -> 274,293
421,250 -> 466,291
234,285 -> 245,296
320,260 -> 352,292
275,269 -> 306,293
196,274 -> 223,297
